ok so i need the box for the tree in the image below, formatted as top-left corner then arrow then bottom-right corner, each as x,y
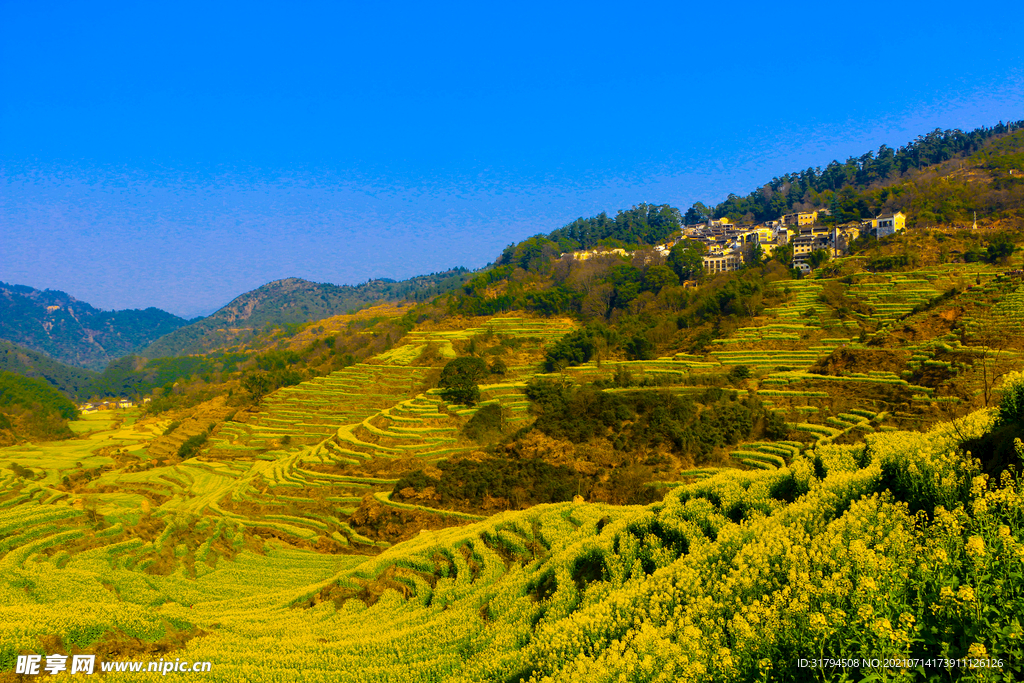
606,264 -> 643,310
749,243 -> 764,265
242,372 -> 272,404
624,334 -> 655,361
667,240 -> 705,281
807,249 -> 831,269
728,365 -> 751,384
438,357 -> 488,406
684,202 -> 712,225
773,243 -> 794,265
986,233 -> 1015,264
544,329 -> 598,371
642,265 -> 679,293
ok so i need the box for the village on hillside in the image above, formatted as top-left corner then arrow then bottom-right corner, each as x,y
566,209 -> 908,277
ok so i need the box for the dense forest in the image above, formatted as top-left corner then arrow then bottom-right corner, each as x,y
545,203 -> 683,252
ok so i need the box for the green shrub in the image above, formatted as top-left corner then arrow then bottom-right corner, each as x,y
439,357 -> 488,406
463,403 -> 505,441
177,432 -> 208,459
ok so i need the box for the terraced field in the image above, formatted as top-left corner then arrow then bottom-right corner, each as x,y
0,316 -> 578,568
2,283 -> 1024,678
4,407 -> 1015,681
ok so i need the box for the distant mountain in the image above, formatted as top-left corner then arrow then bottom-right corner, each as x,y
142,270 -> 471,357
0,283 -> 189,371
0,340 -> 98,398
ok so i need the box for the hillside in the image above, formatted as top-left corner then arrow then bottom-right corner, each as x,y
0,376 -> 1019,680
4,120 -> 1024,680
0,370 -> 78,445
0,283 -> 189,371
142,271 -> 471,358
0,340 -> 98,398
704,121 -> 1024,226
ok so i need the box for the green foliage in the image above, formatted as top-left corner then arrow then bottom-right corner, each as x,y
677,270 -> 767,326
683,202 -> 713,224
985,232 -> 1016,263
807,248 -> 830,269
702,122 -> 1023,223
642,264 -> 678,293
0,370 -> 78,421
764,410 -> 789,440
772,242 -> 794,265
666,240 -> 705,281
393,457 -> 577,508
727,365 -> 751,383
498,236 -> 560,272
867,254 -> 912,271
605,264 -> 643,309
997,375 -> 1024,427
242,372 -> 273,404
462,403 -> 505,442
0,370 -> 77,442
176,431 -> 209,460
543,328 -> 600,371
525,381 -> 765,463
547,203 -> 682,252
0,340 -> 98,398
623,334 -> 655,361
438,357 -> 488,405
86,352 -> 247,400
521,284 -> 582,315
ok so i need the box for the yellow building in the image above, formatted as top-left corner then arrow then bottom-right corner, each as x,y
876,211 -> 905,234
782,211 -> 818,227
703,250 -> 744,274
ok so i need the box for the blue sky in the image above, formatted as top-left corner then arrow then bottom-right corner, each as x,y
2,1 -> 1022,317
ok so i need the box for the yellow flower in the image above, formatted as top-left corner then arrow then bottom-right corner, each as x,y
957,585 -> 976,604
965,536 -> 986,558
966,642 -> 988,659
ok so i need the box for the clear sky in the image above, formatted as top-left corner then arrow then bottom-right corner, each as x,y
2,0 -> 1022,317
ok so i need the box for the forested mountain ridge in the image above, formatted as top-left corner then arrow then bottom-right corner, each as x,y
545,203 -> 683,252
702,120 -> 1024,225
0,282 -> 189,371
141,270 -> 471,358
